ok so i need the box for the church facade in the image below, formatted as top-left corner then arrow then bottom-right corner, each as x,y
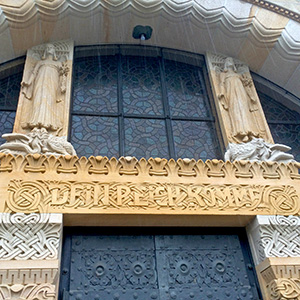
0,1 -> 300,299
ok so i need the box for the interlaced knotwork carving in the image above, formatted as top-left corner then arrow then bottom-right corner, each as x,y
247,216 -> 300,265
269,278 -> 300,300
261,216 -> 300,258
0,213 -> 61,260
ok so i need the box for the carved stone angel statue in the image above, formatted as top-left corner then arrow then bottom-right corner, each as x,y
21,43 -> 69,132
218,57 -> 261,143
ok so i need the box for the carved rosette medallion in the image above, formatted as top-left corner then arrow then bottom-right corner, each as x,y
7,181 -> 49,213
265,186 -> 299,215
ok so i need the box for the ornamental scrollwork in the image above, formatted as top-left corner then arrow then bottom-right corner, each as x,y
0,283 -> 56,300
5,180 -> 300,215
0,154 -> 299,180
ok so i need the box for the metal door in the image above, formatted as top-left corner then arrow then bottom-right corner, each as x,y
59,228 -> 261,300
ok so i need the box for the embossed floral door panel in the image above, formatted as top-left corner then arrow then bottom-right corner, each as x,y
60,229 -> 261,300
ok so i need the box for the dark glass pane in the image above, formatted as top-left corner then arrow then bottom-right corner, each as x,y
71,115 -> 119,157
164,60 -> 210,118
172,120 -> 220,160
124,118 -> 168,159
269,124 -> 300,162
73,56 -> 118,113
0,111 -> 16,144
259,92 -> 300,121
122,56 -> 163,116
0,72 -> 22,108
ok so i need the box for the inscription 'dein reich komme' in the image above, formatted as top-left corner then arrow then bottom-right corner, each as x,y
6,180 -> 299,214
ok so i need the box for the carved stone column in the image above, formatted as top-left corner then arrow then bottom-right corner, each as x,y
205,52 -> 273,146
247,215 -> 300,300
0,213 -> 63,300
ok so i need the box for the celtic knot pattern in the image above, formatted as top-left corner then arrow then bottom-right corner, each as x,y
269,278 -> 300,300
0,213 -> 62,260
247,215 -> 300,265
265,186 -> 300,215
7,181 -> 50,213
262,216 -> 300,258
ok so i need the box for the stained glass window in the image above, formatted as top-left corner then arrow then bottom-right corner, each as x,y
73,56 -> 118,113
0,111 -> 16,144
71,48 -> 221,160
260,92 -> 300,161
172,121 -> 220,160
71,115 -> 119,158
122,56 -> 163,116
124,118 -> 168,158
0,71 -> 22,142
164,60 -> 210,118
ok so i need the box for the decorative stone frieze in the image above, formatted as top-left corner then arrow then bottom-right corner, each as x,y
13,40 -> 74,137
0,213 -> 62,300
5,180 -> 300,216
0,268 -> 58,285
247,215 -> 300,266
0,154 -> 299,218
224,138 -> 295,163
206,53 -> 273,145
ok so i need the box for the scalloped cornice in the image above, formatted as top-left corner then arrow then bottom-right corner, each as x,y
243,0 -> 300,23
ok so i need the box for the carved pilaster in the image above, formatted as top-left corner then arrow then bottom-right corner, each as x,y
205,52 -> 273,146
247,216 -> 300,300
13,40 -> 74,137
0,213 -> 62,300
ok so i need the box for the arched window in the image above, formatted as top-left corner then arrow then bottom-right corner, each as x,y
70,46 -> 222,160
259,91 -> 300,162
0,66 -> 23,144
